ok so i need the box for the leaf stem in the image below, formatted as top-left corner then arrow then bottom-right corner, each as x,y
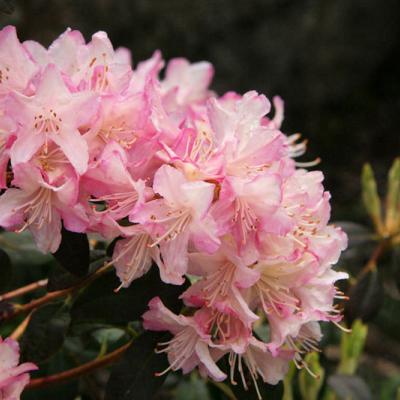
27,340 -> 132,389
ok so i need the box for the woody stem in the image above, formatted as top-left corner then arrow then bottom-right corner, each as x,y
28,341 -> 132,389
1,262 -> 112,322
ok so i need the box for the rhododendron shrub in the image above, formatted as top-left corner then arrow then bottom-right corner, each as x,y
0,25 -> 348,399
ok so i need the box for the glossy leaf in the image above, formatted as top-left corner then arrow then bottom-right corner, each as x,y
71,266 -> 188,325
228,371 -> 284,400
0,0 -> 14,14
328,374 -> 372,400
21,302 -> 71,363
0,231 -> 52,267
176,374 -> 211,400
361,163 -> 384,234
105,331 -> 169,400
345,268 -> 383,323
47,254 -> 107,292
0,248 -> 12,292
385,157 -> 400,233
53,227 -> 90,277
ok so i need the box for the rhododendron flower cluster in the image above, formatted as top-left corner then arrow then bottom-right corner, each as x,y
0,26 -> 347,395
0,337 -> 37,399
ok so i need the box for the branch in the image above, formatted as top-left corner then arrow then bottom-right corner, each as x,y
357,239 -> 387,279
10,313 -> 32,340
1,262 -> 112,322
28,341 -> 132,390
0,279 -> 48,302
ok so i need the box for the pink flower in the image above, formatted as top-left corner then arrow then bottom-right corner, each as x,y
143,297 -> 226,381
23,28 -> 85,76
0,114 -> 16,188
0,336 -> 37,400
212,173 -> 282,250
132,165 -> 220,284
0,162 -> 88,253
83,141 -> 151,220
7,64 -> 98,174
161,58 -> 214,107
0,26 -> 38,97
111,225 -> 163,289
183,242 -> 259,328
207,91 -> 287,177
225,337 -> 290,391
0,25 -> 349,389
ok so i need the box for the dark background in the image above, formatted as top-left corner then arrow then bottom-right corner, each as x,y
1,0 -> 399,220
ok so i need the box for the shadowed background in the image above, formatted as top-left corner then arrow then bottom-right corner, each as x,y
1,0 -> 399,216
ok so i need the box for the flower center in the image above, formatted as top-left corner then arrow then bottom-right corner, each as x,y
255,265 -> 300,316
33,109 -> 63,154
201,261 -> 236,307
98,121 -> 136,149
91,190 -> 138,217
13,187 -> 53,232
149,208 -> 192,247
233,197 -> 259,244
113,233 -> 151,289
0,65 -> 10,85
155,327 -> 198,376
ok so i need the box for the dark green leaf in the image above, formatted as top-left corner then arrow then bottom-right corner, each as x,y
71,266 -> 188,325
345,268 -> 383,323
107,237 -> 121,257
229,377 -> 284,400
0,0 -> 14,14
0,301 -> 14,323
105,331 -> 169,400
53,227 -> 89,277
328,374 -> 372,400
0,231 -> 52,267
21,302 -> 71,363
0,248 -> 12,292
47,255 -> 107,292
176,375 -> 211,400
393,246 -> 400,293
381,246 -> 400,300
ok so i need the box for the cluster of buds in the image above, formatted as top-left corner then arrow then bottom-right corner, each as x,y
0,26 -> 347,395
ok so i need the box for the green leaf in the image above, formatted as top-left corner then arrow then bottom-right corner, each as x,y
385,157 -> 400,233
105,331 -> 170,400
71,266 -> 188,325
47,254 -> 107,292
0,231 -> 52,267
53,227 -> 90,277
345,268 -> 383,323
327,375 -> 372,400
21,302 -> 71,364
228,371 -> 284,400
361,163 -> 384,234
299,352 -> 324,400
176,374 -> 212,400
338,319 -> 368,375
0,248 -> 12,292
0,0 -> 14,15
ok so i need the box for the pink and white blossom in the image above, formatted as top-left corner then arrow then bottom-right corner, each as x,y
0,25 -> 348,394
